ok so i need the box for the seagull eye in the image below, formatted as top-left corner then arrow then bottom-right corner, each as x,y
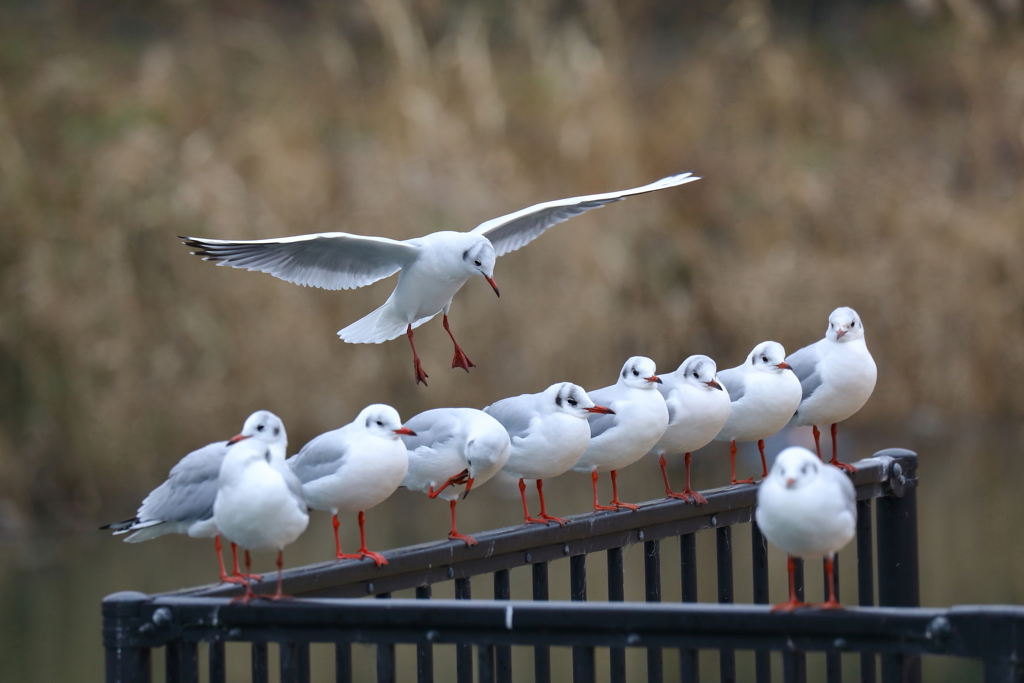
632,369 -> 639,376
257,424 -> 265,432
568,398 -> 577,406
851,321 -> 856,327
377,420 -> 384,427
474,260 -> 482,267
692,371 -> 698,378
273,427 -> 280,436
761,355 -> 768,363
801,464 -> 809,474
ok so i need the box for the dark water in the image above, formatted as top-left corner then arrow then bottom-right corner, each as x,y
2,423 -> 1019,682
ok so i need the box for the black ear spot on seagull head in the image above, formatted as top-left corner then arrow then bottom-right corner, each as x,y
462,249 -> 470,259
555,395 -> 562,407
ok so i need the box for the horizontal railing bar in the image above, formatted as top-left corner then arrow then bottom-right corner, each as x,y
168,451 -> 915,600
103,597 -> 1022,661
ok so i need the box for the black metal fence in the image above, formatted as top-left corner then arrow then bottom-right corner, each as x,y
103,449 -> 1020,683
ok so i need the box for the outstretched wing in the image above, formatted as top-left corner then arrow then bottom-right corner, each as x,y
471,172 -> 700,257
181,232 -> 421,291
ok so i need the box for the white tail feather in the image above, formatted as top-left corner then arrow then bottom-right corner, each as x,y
123,522 -> 173,543
338,302 -> 436,344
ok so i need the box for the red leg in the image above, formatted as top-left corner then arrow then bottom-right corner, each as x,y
231,542 -> 263,581
609,470 -> 640,511
758,439 -> 768,479
661,454 -> 695,503
332,514 -> 344,559
355,511 -> 388,566
216,536 -> 248,585
257,550 -> 291,601
591,471 -> 618,511
428,469 -> 470,499
230,551 -> 258,604
730,440 -> 755,485
681,453 -> 708,505
537,480 -> 568,526
448,499 -> 477,546
407,324 -> 429,386
812,425 -> 823,460
829,423 -> 857,473
817,553 -> 843,609
443,314 -> 475,372
771,556 -> 810,612
518,478 -> 548,525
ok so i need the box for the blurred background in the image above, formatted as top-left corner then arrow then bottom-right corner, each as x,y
1,0 -> 1023,680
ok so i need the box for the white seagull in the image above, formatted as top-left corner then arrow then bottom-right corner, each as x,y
485,383 -> 614,526
101,410 -> 288,585
755,446 -> 856,611
571,357 -> 669,512
401,408 -> 511,546
213,438 -> 309,602
714,342 -> 802,485
180,172 -> 700,385
649,355 -> 731,505
287,405 -> 414,566
787,307 -> 877,473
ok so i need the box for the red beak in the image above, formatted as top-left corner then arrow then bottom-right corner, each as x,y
461,477 -> 475,500
485,275 -> 500,297
786,477 -> 796,488
646,375 -> 662,384
227,434 -> 249,445
586,405 -> 615,415
775,362 -> 792,370
836,328 -> 847,339
394,427 -> 417,436
706,380 -> 723,391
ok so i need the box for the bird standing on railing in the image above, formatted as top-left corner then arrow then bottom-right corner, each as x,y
287,405 -> 414,566
755,446 -> 856,611
101,410 -> 288,586
213,439 -> 309,603
787,307 -> 877,473
400,408 -> 511,545
485,382 -> 614,525
180,173 -> 699,385
714,342 -> 802,485
649,356 -> 731,504
571,357 -> 669,511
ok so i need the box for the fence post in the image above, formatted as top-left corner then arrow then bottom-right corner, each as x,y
103,592 -> 152,683
875,451 -> 920,683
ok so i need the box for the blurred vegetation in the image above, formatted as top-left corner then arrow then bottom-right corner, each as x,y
0,0 -> 1023,531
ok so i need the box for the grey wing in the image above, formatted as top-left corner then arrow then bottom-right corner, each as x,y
825,466 -> 857,518
587,411 -> 619,439
786,343 -> 823,402
288,430 -> 349,484
136,442 -> 227,524
278,465 -> 308,514
483,395 -> 538,442
181,232 -> 420,291
471,173 -> 699,257
401,410 -> 461,452
717,368 -> 746,403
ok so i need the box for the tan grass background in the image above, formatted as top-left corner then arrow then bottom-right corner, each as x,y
0,0 -> 1022,528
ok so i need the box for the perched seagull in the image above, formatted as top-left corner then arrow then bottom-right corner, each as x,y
714,342 -> 802,485
401,408 -> 511,546
101,410 -> 288,585
485,383 -> 614,526
649,356 -> 731,505
571,357 -> 669,511
287,405 -> 414,566
787,307 -> 877,473
755,446 -> 856,611
213,439 -> 309,602
180,172 -> 699,385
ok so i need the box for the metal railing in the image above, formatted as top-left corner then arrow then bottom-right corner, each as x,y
103,448 -> 1014,683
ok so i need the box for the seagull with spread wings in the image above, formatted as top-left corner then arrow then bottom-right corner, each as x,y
181,172 -> 699,384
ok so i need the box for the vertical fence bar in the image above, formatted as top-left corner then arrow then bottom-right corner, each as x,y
479,644 -> 495,683
717,526 -> 736,683
679,533 -> 699,683
645,539 -> 664,683
336,638 -> 353,683
571,554 -> 596,683
252,643 -> 269,683
782,559 -> 807,683
209,642 -> 226,683
825,555 -> 842,683
857,499 -> 877,683
455,578 -> 473,683
877,466 -> 921,683
180,642 -> 199,683
533,562 -> 552,683
607,547 -> 626,683
752,522 -> 771,683
166,642 -> 181,683
415,585 -> 434,683
376,593 -> 396,683
494,570 -> 512,683
281,641 -> 310,683
103,593 -> 153,683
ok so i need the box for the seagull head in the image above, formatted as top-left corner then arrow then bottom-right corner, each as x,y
677,355 -> 724,392
768,447 -> 822,491
619,356 -> 661,389
357,404 -> 416,440
746,341 -> 791,374
826,307 -> 865,343
463,238 -> 499,297
546,382 -> 614,419
462,427 -> 511,497
233,410 -> 288,452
